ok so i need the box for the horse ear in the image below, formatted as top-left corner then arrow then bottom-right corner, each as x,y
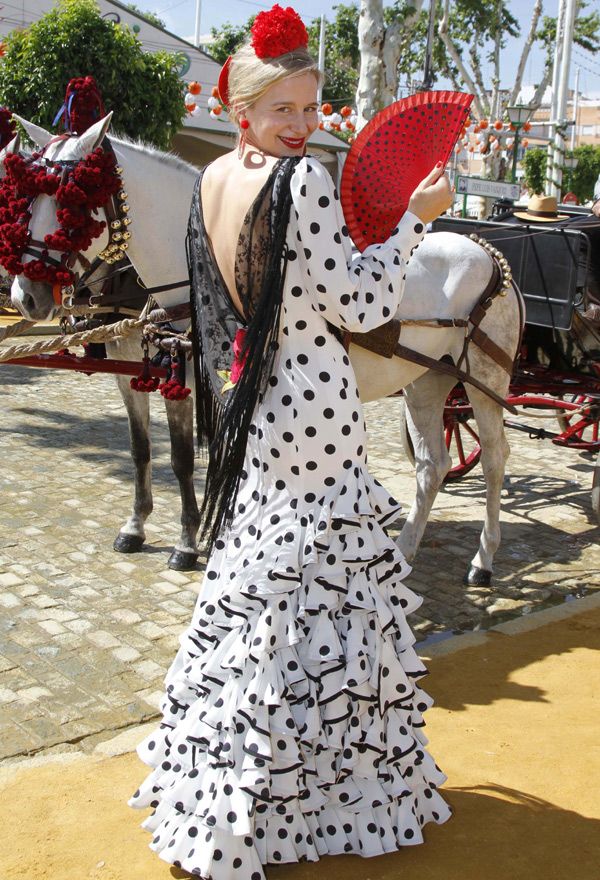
0,133 -> 20,159
11,114 -> 53,148
75,112 -> 113,157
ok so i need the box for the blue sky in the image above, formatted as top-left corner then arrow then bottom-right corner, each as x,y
144,0 -> 599,97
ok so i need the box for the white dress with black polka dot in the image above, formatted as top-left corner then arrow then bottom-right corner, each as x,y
130,157 -> 451,878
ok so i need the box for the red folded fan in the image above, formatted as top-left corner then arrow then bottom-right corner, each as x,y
340,90 -> 474,252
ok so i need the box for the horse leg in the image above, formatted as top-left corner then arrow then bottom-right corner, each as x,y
463,388 -> 510,586
396,371 -> 456,563
164,396 -> 201,571
113,373 -> 153,553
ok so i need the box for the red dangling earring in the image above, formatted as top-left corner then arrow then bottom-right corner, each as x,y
238,118 -> 250,158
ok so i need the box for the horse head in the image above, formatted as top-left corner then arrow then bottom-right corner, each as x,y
4,113 -> 113,321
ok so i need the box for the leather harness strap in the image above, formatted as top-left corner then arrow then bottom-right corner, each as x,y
391,340 -> 518,413
347,250 -> 520,414
455,258 -> 516,376
469,325 -> 515,375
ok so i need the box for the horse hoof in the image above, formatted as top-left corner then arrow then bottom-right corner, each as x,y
113,533 -> 145,554
168,549 -> 200,571
464,565 -> 492,587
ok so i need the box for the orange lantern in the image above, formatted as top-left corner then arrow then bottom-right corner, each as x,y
189,81 -> 201,95
521,138 -> 529,147
211,86 -> 220,99
186,103 -> 196,113
212,104 -> 222,116
479,119 -> 489,130
340,105 -> 352,117
494,120 -> 503,130
523,121 -> 531,132
321,102 -> 332,116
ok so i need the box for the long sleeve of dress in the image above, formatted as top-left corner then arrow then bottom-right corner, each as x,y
289,156 -> 426,334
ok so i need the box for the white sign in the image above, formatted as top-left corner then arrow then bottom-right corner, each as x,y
456,176 -> 521,200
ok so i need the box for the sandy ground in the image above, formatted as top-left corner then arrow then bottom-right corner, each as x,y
2,598 -> 599,880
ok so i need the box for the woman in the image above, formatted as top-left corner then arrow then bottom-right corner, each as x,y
130,6 -> 453,878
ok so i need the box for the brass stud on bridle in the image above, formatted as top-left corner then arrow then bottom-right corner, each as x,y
99,172 -> 133,264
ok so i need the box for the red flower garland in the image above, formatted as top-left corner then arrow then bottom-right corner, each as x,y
55,76 -> 106,136
0,147 -> 121,285
230,327 -> 248,384
251,4 -> 308,59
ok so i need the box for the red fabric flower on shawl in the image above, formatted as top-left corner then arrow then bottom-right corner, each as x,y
230,328 -> 248,384
251,5 -> 308,59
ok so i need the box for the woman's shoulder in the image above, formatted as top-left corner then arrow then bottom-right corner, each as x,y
289,155 -> 336,199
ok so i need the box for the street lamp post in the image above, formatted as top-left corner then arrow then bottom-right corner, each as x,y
506,104 -> 531,184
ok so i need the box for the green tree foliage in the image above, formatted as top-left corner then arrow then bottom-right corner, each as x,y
209,19 -> 253,64
522,148 -> 546,195
571,145 -> 600,203
124,3 -> 167,30
0,0 -> 185,149
307,5 -> 359,105
536,0 -> 600,59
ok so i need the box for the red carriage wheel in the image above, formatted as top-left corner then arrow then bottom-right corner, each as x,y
592,451 -> 600,524
443,385 -> 482,481
554,394 -> 600,452
398,386 -> 482,481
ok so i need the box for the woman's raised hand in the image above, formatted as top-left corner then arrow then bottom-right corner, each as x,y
407,163 -> 453,225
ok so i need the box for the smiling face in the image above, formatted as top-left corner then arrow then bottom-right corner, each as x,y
242,71 -> 319,158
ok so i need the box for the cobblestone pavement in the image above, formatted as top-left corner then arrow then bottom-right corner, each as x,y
0,348 -> 598,762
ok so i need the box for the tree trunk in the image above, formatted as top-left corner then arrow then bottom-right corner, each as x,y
438,0 -> 485,118
356,0 -> 385,130
508,0 -> 543,106
381,0 -> 424,106
381,21 -> 403,107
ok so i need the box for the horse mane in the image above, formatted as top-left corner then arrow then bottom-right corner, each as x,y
109,133 -> 201,176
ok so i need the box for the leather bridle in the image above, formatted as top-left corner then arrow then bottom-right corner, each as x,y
15,137 -> 189,308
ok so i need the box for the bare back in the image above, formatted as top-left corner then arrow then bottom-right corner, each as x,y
200,152 -> 279,317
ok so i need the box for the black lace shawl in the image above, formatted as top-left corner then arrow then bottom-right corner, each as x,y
187,156 -> 301,556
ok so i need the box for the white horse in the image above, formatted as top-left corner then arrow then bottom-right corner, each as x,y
7,114 -> 522,585
1,120 -> 200,570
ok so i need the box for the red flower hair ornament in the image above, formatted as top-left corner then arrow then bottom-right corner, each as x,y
218,4 -> 308,107
251,4 -> 308,59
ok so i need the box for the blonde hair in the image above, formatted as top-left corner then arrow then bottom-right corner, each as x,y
228,41 -> 322,127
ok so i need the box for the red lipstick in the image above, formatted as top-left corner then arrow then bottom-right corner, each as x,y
279,136 -> 305,149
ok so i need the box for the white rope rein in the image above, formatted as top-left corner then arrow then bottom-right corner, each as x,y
0,315 -> 143,362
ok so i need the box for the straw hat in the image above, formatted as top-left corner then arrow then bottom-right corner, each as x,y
513,194 -> 569,222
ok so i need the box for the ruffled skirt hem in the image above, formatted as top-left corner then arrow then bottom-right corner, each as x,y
130,467 -> 451,879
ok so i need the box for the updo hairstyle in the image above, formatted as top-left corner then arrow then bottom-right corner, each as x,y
228,41 -> 322,128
